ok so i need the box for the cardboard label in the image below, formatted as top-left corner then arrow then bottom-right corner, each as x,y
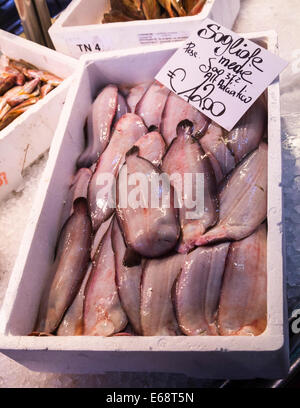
155,18 -> 288,131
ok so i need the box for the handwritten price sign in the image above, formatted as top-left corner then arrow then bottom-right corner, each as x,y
156,19 -> 288,131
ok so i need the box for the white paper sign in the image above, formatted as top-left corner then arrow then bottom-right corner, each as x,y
155,18 -> 288,131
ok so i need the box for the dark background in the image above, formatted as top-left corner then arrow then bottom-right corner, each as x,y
0,0 -> 72,34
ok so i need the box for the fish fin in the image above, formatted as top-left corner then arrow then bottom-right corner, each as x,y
195,225 -> 228,246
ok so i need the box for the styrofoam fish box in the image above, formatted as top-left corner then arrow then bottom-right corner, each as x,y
0,32 -> 289,379
0,30 -> 78,201
49,0 -> 240,58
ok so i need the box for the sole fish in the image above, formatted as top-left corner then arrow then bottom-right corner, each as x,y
218,224 -> 267,336
135,80 -> 170,128
200,121 -> 235,184
114,92 -> 129,124
196,142 -> 268,246
175,242 -> 230,335
117,146 -> 180,258
226,96 -> 267,164
35,198 -> 92,334
141,253 -> 186,336
57,263 -> 93,336
162,120 -> 218,253
77,84 -> 118,169
91,215 -> 114,260
126,81 -> 151,112
83,218 -> 128,336
60,167 -> 92,227
134,129 -> 166,166
112,218 -> 142,334
88,113 -> 147,231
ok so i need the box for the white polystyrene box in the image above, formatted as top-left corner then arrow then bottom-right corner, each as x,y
0,32 -> 289,379
0,30 -> 78,201
49,0 -> 240,58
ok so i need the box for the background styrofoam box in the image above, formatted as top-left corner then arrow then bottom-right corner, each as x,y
0,34 -> 289,379
49,0 -> 240,58
0,29 -> 78,201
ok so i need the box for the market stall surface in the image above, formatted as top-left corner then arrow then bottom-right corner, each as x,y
0,0 -> 299,388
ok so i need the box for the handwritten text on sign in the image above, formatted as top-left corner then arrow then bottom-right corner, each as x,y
155,19 -> 288,131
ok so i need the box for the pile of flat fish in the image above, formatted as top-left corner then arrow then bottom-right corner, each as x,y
102,0 -> 206,23
0,55 -> 62,131
33,78 -> 268,337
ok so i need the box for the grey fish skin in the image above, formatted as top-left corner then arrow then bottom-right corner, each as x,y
77,84 -> 118,169
83,219 -> 128,336
35,198 -> 92,334
135,80 -> 170,128
162,120 -> 218,254
175,242 -> 230,336
140,253 -> 186,336
196,142 -> 268,246
117,146 -> 180,258
57,263 -> 93,336
161,92 -> 209,146
88,113 -> 147,232
200,121 -> 235,185
60,167 -> 92,227
226,96 -> 267,164
112,218 -> 142,335
218,224 -> 267,336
